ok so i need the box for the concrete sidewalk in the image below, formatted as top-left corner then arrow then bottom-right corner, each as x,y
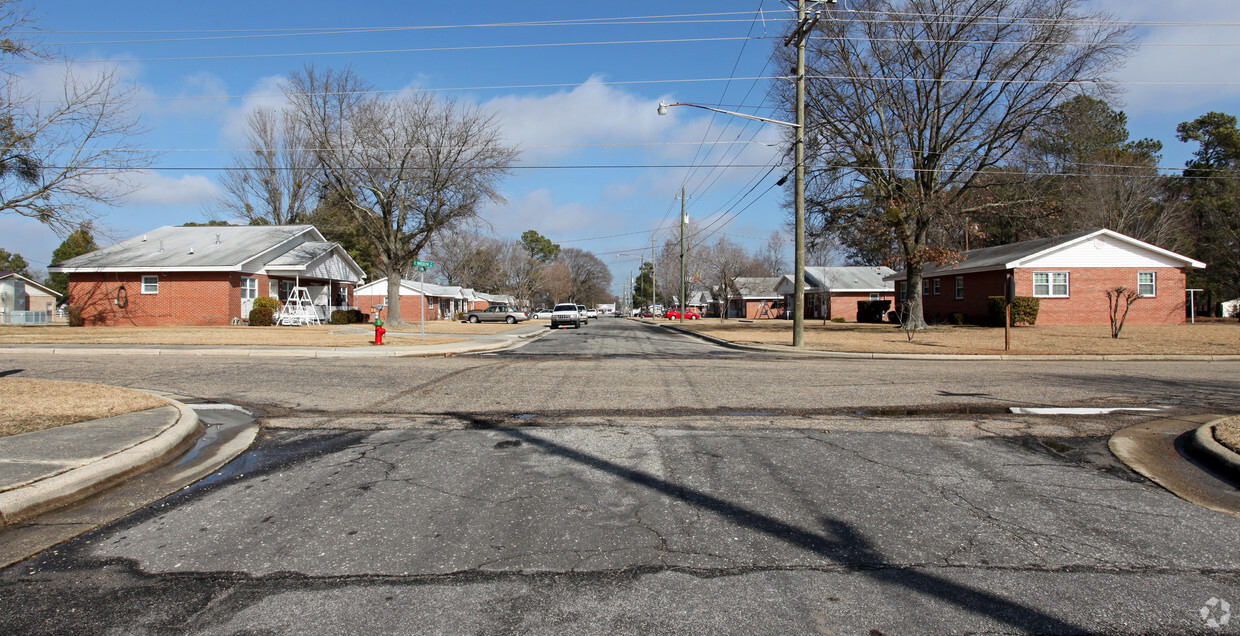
0,396 -> 201,527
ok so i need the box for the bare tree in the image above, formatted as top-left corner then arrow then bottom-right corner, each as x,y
286,66 -> 519,324
496,238 -> 542,307
212,106 -> 314,225
784,0 -> 1130,329
560,247 -> 613,305
0,2 -> 152,235
703,236 -> 758,320
427,229 -> 504,290
752,231 -> 786,277
540,260 -> 574,303
1106,286 -> 1140,338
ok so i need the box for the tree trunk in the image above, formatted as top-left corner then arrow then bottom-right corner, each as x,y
386,270 -> 404,325
904,261 -> 928,330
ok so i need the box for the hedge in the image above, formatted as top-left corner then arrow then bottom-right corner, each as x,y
249,306 -> 275,326
857,300 -> 892,323
331,310 -> 351,325
987,296 -> 1040,326
253,296 -> 280,311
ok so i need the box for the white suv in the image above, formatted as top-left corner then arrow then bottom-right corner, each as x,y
550,303 -> 582,329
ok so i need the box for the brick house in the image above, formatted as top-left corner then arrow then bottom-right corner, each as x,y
726,277 -> 785,319
885,229 -> 1206,325
47,225 -> 366,326
355,277 -> 516,321
775,266 -> 895,321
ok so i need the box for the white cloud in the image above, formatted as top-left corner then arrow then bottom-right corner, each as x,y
1093,1 -> 1240,114
481,189 -> 611,239
218,74 -> 292,146
120,171 -> 220,206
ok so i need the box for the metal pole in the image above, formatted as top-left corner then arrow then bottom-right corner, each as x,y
651,234 -> 657,314
792,0 -> 808,347
420,268 -> 426,342
680,186 -> 687,324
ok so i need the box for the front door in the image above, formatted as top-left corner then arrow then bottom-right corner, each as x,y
240,276 -> 258,317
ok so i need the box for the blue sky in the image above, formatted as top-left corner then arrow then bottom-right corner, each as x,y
3,1 -> 1239,297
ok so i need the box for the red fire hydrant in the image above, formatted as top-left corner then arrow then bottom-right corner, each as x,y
373,316 -> 386,345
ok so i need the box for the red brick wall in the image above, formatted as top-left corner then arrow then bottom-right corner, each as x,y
1015,267 -> 1187,325
915,268 -> 1188,325
67,272 -> 243,326
825,292 -> 894,321
355,293 -> 439,321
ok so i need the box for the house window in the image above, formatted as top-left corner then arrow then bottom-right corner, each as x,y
1138,271 -> 1156,297
933,279 -> 941,295
870,293 -> 881,301
269,281 -> 278,297
922,280 -> 930,295
141,275 -> 159,294
955,276 -> 964,300
899,282 -> 907,301
241,277 -> 258,300
279,281 -> 294,301
1032,271 -> 1070,297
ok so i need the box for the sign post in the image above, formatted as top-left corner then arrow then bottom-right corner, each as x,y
414,260 -> 435,341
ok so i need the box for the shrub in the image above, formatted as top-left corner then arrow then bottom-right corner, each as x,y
331,310 -> 351,325
987,296 -> 1040,326
857,300 -> 892,323
347,309 -> 364,323
950,312 -> 967,325
249,306 -> 275,326
67,306 -> 84,327
454,311 -> 466,321
253,296 -> 280,311
831,317 -> 846,323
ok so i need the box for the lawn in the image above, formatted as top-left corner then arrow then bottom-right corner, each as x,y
0,378 -> 169,437
0,321 -> 536,347
666,319 -> 1239,356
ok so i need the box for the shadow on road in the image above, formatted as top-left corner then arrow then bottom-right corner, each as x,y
477,419 -> 1083,634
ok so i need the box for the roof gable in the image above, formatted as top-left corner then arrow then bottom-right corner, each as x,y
0,272 -> 61,297
886,229 -> 1205,280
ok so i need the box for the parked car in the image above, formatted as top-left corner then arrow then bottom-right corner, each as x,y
586,308 -> 599,319
465,305 -> 529,324
576,304 -> 589,325
640,310 -> 654,318
550,303 -> 582,329
665,308 -> 701,320
530,308 -> 554,319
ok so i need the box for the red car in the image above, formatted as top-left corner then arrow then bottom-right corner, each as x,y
665,308 -> 701,320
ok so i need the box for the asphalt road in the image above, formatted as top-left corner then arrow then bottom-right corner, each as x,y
2,318 -> 1239,634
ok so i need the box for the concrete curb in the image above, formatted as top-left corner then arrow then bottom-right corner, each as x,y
0,396 -> 202,527
651,321 -> 1240,362
1190,420 -> 1240,480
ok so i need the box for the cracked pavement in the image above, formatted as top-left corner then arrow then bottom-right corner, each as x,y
3,321 -> 1240,634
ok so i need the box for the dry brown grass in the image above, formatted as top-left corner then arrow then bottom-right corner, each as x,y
669,319 -> 1239,356
0,322 -> 532,347
0,378 -> 168,437
1214,417 -> 1240,455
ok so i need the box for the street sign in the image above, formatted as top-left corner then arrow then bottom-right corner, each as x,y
413,260 -> 435,269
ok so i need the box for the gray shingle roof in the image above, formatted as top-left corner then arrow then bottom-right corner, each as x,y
805,266 -> 895,292
49,225 -> 321,271
733,277 -> 781,298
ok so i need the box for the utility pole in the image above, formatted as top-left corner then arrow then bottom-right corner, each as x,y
679,187 -> 689,324
788,0 -> 815,347
651,234 -> 657,313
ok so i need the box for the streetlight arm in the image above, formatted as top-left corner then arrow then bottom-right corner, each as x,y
658,102 -> 799,129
